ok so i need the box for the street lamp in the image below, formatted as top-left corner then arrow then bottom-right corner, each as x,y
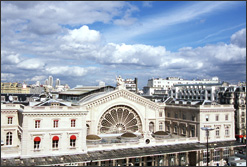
201,127 -> 214,166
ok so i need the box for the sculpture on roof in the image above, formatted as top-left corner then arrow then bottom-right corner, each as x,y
116,75 -> 125,90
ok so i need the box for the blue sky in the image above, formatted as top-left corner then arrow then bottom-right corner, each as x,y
1,1 -> 246,89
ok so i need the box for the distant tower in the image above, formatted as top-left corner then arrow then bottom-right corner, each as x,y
45,79 -> 48,85
48,76 -> 53,87
56,78 -> 60,87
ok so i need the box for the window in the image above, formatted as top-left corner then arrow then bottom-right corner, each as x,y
175,113 -> 178,118
205,115 -> 209,121
71,119 -> 76,127
216,127 -> 220,137
225,126 -> 229,136
216,115 -> 219,121
182,114 -> 186,120
168,112 -> 170,117
159,122 -> 163,131
159,112 -> 162,117
225,115 -> 228,121
191,126 -> 195,137
174,125 -> 178,133
70,135 -> 76,147
52,136 -> 59,149
168,154 -> 175,166
223,148 -> 230,159
191,115 -> 196,121
53,120 -> 58,128
6,132 -> 12,145
149,122 -> 154,132
167,125 -> 170,132
182,126 -> 186,135
8,117 -> 13,124
34,137 -> 41,150
35,120 -> 40,128
203,151 -> 210,164
213,150 -> 220,162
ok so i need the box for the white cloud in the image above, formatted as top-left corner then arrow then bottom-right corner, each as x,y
1,50 -> 21,64
1,73 -> 15,81
63,25 -> 101,43
17,59 -> 45,69
45,66 -> 88,77
30,75 -> 47,82
231,28 -> 246,48
98,43 -> 168,66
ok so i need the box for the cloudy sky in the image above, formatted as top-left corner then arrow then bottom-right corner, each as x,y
1,1 -> 246,89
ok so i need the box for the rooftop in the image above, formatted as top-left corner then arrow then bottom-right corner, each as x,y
1,141 -> 244,166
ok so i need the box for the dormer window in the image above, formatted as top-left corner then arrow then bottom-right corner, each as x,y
51,103 -> 60,106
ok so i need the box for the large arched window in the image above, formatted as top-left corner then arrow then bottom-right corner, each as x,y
70,135 -> 76,147
6,132 -> 12,145
98,105 -> 142,134
149,122 -> 154,132
34,137 -> 41,149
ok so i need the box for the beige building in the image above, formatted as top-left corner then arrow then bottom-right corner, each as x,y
1,82 -> 30,94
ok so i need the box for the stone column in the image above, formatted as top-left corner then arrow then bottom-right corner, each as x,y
200,150 -> 204,166
210,149 -> 214,166
112,160 -> 116,166
229,147 -> 234,156
185,152 -> 189,166
143,157 -> 147,166
164,154 -> 168,166
175,153 -> 179,166
126,158 -> 129,166
219,148 -> 224,166
152,156 -> 155,166
196,150 -> 200,166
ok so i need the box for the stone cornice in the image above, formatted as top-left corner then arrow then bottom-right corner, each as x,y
83,89 -> 160,110
23,112 -> 87,116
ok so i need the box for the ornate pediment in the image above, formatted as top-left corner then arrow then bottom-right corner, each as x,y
80,89 -> 161,110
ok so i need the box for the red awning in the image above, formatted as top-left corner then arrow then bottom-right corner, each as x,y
70,135 -> 76,140
52,136 -> 59,141
34,137 -> 41,142
235,135 -> 244,138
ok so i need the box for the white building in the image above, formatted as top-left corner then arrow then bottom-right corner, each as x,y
48,76 -> 53,87
1,77 -> 244,166
143,77 -> 220,96
55,79 -> 60,87
169,83 -> 223,101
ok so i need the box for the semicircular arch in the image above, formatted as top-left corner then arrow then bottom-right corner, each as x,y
98,105 -> 143,134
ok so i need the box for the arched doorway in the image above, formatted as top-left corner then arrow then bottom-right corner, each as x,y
98,105 -> 142,134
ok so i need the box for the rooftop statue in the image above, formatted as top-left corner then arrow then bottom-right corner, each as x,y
116,75 -> 125,90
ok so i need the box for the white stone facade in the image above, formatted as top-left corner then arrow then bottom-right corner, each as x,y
1,84 -> 238,160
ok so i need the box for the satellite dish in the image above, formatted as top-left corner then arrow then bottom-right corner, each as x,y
9,96 -> 13,102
